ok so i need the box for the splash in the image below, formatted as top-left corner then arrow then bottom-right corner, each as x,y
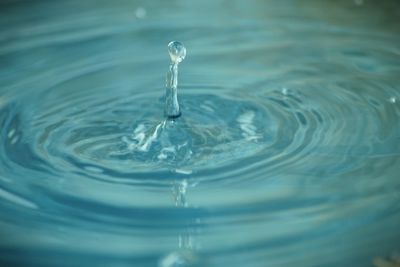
120,41 -> 191,166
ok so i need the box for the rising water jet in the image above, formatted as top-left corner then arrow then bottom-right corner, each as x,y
165,41 -> 186,119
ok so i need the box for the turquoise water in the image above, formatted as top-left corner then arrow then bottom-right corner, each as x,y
1,1 -> 400,266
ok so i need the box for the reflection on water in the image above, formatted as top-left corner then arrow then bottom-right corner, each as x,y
0,0 -> 399,266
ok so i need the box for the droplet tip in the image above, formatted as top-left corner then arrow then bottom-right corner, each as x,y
168,41 -> 186,64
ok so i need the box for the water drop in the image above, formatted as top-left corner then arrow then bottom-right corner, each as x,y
389,97 -> 396,103
168,41 -> 186,64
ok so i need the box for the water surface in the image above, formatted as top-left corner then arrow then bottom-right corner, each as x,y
0,0 -> 400,266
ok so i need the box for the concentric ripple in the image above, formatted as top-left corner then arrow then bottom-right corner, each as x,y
1,1 -> 400,267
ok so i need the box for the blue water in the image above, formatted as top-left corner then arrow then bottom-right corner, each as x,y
1,1 -> 400,266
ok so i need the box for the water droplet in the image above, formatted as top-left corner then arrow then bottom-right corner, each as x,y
389,97 -> 396,103
168,41 -> 186,64
135,7 -> 146,19
281,87 -> 288,95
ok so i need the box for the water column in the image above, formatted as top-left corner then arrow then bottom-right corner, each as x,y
165,41 -> 186,119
